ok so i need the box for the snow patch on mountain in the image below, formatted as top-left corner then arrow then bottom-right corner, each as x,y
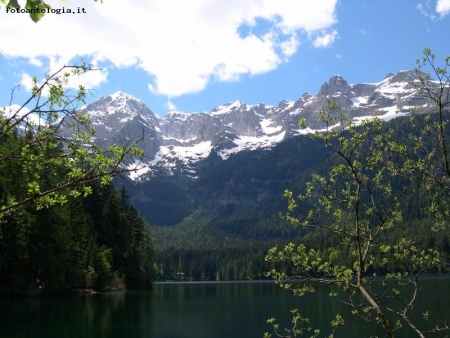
211,100 -> 245,115
165,111 -> 190,121
218,132 -> 286,160
376,82 -> 411,99
110,91 -> 143,103
150,141 -> 212,166
127,160 -> 151,180
73,69 -> 436,181
377,106 -> 409,121
260,118 -> 282,134
351,96 -> 369,106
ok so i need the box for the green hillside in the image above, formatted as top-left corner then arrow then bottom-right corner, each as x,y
128,113 -> 450,281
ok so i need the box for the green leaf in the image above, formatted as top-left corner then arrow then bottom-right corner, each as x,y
5,0 -> 20,8
25,0 -> 52,23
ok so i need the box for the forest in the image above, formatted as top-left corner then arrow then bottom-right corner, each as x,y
150,114 -> 450,282
1,52 -> 449,312
0,150 -> 154,294
0,66 -> 153,296
149,110 -> 450,280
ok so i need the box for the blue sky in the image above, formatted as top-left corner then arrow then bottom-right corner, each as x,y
0,0 -> 449,116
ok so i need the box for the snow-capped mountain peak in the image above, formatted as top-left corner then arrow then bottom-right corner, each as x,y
74,69 -> 438,181
81,91 -> 159,129
211,100 -> 247,115
109,90 -> 142,103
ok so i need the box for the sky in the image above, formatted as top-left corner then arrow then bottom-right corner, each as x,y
0,0 -> 449,117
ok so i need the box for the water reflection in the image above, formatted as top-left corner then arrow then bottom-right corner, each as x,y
0,278 -> 449,338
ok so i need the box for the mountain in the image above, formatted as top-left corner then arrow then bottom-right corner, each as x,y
77,91 -> 162,161
75,70 -> 436,181
135,114 -> 450,281
68,70 -> 449,281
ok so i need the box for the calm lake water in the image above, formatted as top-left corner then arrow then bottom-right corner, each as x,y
1,277 -> 449,338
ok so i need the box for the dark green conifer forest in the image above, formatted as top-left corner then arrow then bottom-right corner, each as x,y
0,131 -> 154,293
0,66 -> 153,295
149,114 -> 450,282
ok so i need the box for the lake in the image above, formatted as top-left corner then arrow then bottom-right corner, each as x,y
1,277 -> 449,337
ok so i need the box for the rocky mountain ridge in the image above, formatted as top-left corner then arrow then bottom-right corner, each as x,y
78,70 -> 437,180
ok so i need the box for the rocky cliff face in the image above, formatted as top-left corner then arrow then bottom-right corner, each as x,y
75,70 -> 440,180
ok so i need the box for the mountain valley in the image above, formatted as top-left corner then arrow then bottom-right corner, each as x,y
73,69 -> 449,281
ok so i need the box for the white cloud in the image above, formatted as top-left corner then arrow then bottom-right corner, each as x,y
280,34 -> 299,58
64,65 -> 108,91
165,100 -> 177,111
416,2 -> 436,19
29,57 -> 43,67
0,0 -> 338,98
417,0 -> 450,18
417,3 -> 428,16
147,83 -> 155,95
360,28 -> 369,35
19,72 -> 35,93
312,30 -> 338,48
436,0 -> 450,16
1,104 -> 45,126
19,62 -> 108,96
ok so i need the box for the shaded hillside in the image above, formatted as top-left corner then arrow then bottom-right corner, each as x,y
131,113 -> 450,281
127,134 -> 333,229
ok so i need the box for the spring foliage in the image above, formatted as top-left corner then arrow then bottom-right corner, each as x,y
0,64 -> 143,216
0,65 -> 152,293
265,49 -> 450,337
